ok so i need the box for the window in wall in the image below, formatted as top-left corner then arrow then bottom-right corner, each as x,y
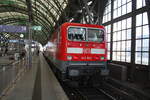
135,12 -> 149,65
136,0 -> 146,9
112,17 -> 132,62
113,0 -> 132,19
103,0 -> 111,23
105,25 -> 111,60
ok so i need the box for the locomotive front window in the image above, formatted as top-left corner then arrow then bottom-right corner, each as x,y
87,29 -> 104,42
68,27 -> 86,41
68,27 -> 104,42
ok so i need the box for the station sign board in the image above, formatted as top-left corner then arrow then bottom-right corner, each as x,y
32,26 -> 42,31
0,0 -> 15,5
0,25 -> 27,33
0,25 -> 42,33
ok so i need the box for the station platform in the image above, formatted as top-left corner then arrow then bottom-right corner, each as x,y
0,55 -> 14,65
2,53 -> 68,100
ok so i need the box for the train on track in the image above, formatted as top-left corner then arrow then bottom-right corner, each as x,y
44,22 -> 109,84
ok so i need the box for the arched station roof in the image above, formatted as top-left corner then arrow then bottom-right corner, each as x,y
0,0 -> 108,44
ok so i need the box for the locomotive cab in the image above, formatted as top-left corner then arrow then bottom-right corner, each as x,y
48,23 -> 109,81
61,23 -> 109,79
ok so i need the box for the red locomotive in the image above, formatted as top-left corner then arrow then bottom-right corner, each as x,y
46,22 -> 109,82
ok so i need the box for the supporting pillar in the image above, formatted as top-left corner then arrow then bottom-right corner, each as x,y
130,0 -> 136,81
26,0 -> 33,68
145,0 -> 150,80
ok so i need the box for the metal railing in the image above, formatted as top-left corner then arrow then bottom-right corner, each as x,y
0,58 -> 26,97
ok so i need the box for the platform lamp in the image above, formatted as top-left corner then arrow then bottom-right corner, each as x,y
20,34 -> 24,38
18,34 -> 23,60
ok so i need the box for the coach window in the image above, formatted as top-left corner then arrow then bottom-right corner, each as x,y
68,27 -> 86,41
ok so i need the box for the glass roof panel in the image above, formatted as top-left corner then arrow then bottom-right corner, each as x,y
0,0 -> 68,43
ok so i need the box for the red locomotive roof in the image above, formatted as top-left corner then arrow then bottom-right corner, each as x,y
61,22 -> 105,29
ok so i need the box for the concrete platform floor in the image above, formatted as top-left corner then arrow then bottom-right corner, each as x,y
2,53 -> 68,100
0,56 -> 14,65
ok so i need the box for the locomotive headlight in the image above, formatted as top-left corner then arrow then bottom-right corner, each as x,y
67,56 -> 72,60
101,56 -> 105,60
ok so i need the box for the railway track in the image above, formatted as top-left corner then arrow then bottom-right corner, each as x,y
100,82 -> 137,100
62,83 -> 114,100
44,56 -> 150,100
75,88 -> 114,100
62,79 -> 150,100
102,78 -> 150,100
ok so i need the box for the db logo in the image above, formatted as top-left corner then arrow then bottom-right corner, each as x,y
83,48 -> 91,54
